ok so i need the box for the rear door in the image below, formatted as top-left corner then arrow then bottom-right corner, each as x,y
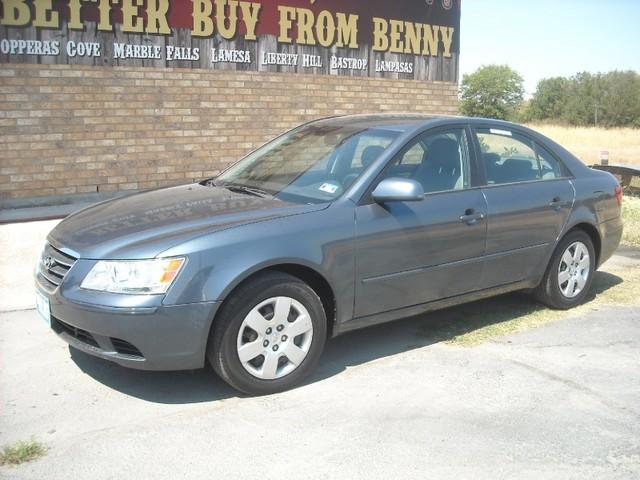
472,126 -> 574,287
353,126 -> 488,318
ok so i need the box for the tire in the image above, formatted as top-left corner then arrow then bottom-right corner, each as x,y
207,271 -> 327,395
535,230 -> 596,309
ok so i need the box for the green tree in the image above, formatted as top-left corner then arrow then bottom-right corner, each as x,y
562,72 -> 604,126
459,65 -> 525,120
600,70 -> 640,127
523,70 -> 640,127
526,77 -> 569,121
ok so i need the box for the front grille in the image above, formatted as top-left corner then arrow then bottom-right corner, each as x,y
37,243 -> 77,292
110,338 -> 144,358
52,316 -> 99,348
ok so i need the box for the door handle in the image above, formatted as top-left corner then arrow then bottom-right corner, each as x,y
460,209 -> 485,225
549,196 -> 562,211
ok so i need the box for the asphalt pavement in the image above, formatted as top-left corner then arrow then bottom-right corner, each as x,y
1,304 -> 639,480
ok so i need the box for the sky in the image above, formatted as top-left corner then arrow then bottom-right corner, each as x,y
459,0 -> 640,95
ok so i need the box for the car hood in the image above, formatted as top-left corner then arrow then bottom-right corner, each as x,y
49,183 -> 328,259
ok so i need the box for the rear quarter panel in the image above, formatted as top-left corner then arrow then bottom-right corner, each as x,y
565,169 -> 622,266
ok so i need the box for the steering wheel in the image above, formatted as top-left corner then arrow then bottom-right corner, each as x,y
342,173 -> 359,189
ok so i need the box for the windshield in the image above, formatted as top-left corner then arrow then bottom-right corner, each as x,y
214,123 -> 400,204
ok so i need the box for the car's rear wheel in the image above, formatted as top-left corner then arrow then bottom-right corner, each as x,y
207,271 -> 327,395
535,230 -> 595,309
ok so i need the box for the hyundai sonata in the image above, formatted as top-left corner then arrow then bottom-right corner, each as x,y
35,115 -> 623,394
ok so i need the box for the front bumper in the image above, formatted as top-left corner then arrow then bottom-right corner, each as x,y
37,282 -> 220,371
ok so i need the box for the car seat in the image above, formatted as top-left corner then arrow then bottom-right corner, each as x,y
413,138 -> 461,193
342,145 -> 385,188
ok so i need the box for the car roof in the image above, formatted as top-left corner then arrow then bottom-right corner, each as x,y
310,114 -> 528,133
309,114 -> 446,132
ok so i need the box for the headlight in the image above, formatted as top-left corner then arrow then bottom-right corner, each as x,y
80,257 -> 185,294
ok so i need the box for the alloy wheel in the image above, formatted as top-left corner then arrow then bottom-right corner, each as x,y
557,241 -> 590,298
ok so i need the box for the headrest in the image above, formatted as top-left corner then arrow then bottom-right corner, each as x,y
361,145 -> 385,168
425,138 -> 460,172
483,152 -> 501,165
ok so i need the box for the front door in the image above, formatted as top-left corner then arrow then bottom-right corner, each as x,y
354,127 -> 488,318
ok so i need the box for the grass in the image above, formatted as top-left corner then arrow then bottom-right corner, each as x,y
415,199 -> 640,346
622,196 -> 640,247
526,124 -> 640,166
0,439 -> 47,466
442,263 -> 640,346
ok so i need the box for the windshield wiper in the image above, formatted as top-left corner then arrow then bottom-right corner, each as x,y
223,184 -> 271,198
202,179 -> 272,198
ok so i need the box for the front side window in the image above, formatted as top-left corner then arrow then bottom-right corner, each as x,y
382,128 -> 471,194
215,123 -> 400,204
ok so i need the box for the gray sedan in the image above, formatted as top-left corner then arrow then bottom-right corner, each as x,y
35,115 -> 623,395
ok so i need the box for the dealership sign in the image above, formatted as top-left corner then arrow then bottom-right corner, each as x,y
0,0 -> 460,81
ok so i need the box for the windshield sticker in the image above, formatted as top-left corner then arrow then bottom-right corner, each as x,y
319,183 -> 339,194
489,128 -> 512,136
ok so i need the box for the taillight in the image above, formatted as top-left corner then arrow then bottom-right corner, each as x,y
614,185 -> 623,205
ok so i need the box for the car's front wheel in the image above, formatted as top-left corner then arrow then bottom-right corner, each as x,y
535,230 -> 596,309
207,271 -> 327,395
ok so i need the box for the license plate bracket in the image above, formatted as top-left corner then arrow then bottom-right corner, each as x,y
35,290 -> 51,327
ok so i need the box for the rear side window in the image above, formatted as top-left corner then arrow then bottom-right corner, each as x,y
476,128 -> 570,184
476,128 -> 541,184
535,144 -> 565,179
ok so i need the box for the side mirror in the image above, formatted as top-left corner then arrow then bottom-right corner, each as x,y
371,177 -> 424,203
